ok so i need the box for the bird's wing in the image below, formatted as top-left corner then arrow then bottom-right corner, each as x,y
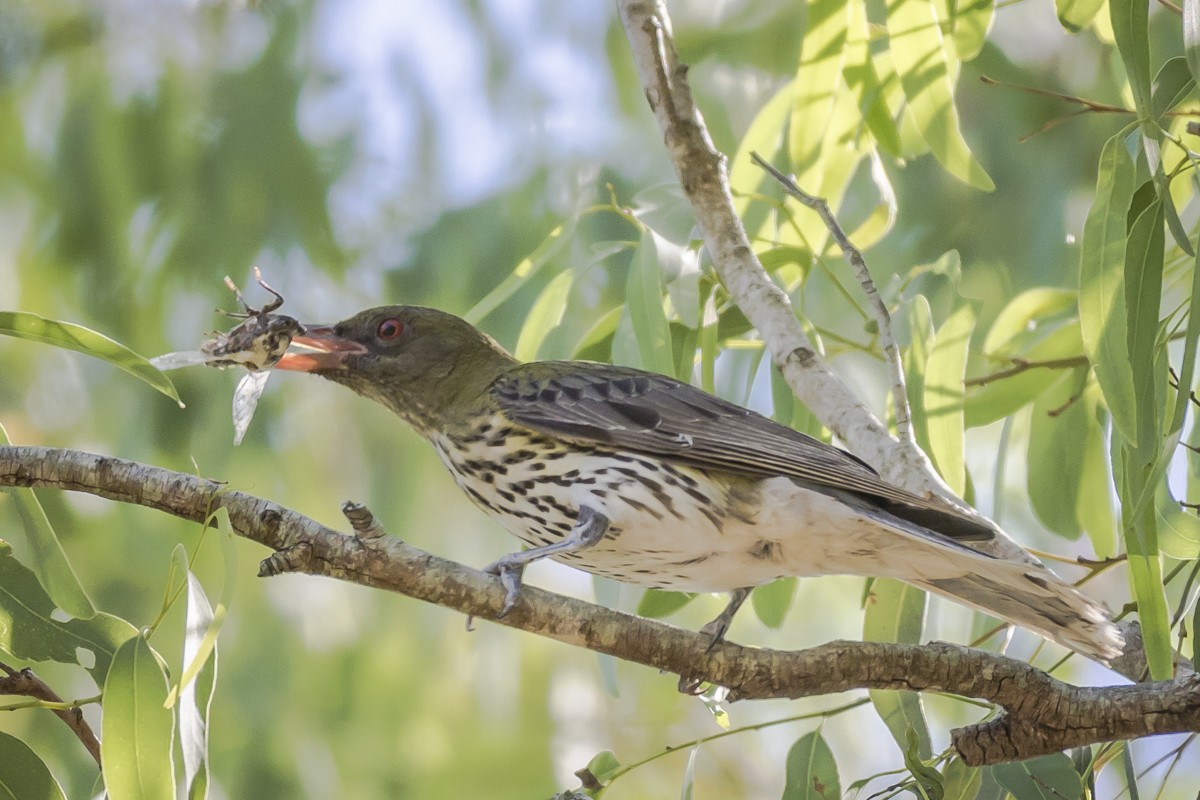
490,362 -> 995,543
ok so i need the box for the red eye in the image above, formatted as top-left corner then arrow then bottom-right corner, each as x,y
376,318 -> 404,341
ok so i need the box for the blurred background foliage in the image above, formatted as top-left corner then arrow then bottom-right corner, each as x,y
1,0 -> 1199,797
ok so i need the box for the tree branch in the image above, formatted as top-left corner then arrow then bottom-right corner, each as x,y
2,445 -> 1198,766
0,659 -> 101,766
614,1 -> 989,526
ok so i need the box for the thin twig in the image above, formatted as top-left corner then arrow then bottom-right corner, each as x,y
966,355 -> 1089,387
0,660 -> 101,766
749,151 -> 913,445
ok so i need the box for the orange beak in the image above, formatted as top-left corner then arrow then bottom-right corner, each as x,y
275,325 -> 369,372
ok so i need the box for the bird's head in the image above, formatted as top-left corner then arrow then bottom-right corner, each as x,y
277,306 -> 516,431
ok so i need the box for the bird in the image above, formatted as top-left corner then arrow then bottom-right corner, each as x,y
274,305 -> 1123,663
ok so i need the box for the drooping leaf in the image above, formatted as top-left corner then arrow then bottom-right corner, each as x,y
0,732 -> 66,800
886,0 -> 994,190
0,423 -> 94,620
941,757 -> 982,800
782,731 -> 841,800
965,322 -> 1085,428
1186,0 -> 1200,86
101,634 -> 176,800
789,0 -> 851,175
514,269 -> 574,361
177,573 -> 219,800
905,295 -> 934,452
1027,369 -> 1090,538
1150,57 -> 1196,120
982,288 -> 1074,357
951,0 -> 994,60
1079,134 -> 1138,444
924,303 -> 974,495
1076,388 -> 1117,558
464,220 -> 573,325
1155,480 -> 1200,559
843,0 -> 902,155
0,311 -> 182,405
863,578 -> 932,759
627,230 -> 677,377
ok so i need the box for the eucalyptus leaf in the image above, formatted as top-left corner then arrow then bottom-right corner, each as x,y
0,732 -> 66,800
782,731 -> 841,800
101,633 -> 176,800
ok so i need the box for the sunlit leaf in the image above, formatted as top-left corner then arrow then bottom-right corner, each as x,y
925,303 -> 974,494
789,0 -> 850,175
886,0 -> 993,190
905,295 -> 934,452
844,0 -> 902,155
0,732 -> 66,800
0,423 -> 95,620
1150,57 -> 1195,120
1186,0 -> 1200,85
982,288 -> 1074,357
731,81 -> 794,244
101,633 -> 176,800
1076,388 -> 1117,558
782,731 -> 841,800
951,0 -> 994,60
0,311 -> 182,406
1079,134 -> 1138,444
1056,0 -> 1105,32
176,573 -> 220,800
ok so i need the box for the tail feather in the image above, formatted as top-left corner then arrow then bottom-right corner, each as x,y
911,566 -> 1124,662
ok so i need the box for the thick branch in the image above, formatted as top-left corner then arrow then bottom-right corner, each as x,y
2,445 -> 1198,766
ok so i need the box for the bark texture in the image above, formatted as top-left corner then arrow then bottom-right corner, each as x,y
3,445 -> 1197,766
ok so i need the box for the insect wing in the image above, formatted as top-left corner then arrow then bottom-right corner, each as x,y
231,370 -> 271,445
150,351 -> 216,371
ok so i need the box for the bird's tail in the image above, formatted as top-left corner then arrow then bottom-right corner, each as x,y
909,561 -> 1123,663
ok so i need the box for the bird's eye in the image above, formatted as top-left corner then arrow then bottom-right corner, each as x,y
376,318 -> 405,341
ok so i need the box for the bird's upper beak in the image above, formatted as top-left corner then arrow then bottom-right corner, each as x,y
275,324 -> 369,372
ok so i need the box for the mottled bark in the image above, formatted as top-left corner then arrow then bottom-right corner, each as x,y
3,445 -> 1197,766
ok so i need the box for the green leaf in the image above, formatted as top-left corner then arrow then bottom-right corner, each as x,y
863,578 -> 932,759
887,0 -> 993,190
982,288 -> 1074,357
637,589 -> 696,618
991,753 -> 1084,800
751,578 -> 797,629
1110,0 -> 1152,119
583,749 -> 622,785
844,0 -> 902,155
0,732 -> 67,800
514,269 -> 574,361
1027,369 -> 1090,538
941,758 -> 981,800
463,221 -> 573,325
902,728 -> 944,800
782,731 -> 841,800
789,0 -> 850,175
0,311 -> 182,406
950,0 -> 994,60
572,306 -> 623,362
731,81 -> 794,244
905,295 -> 934,454
1155,480 -> 1200,559
1124,197 -> 1164,451
177,573 -> 220,800
1186,0 -> 1200,86
924,303 -> 974,495
681,747 -> 698,800
627,231 -> 677,376
1055,0 -> 1105,32
1079,134 -> 1138,444
1076,389 -> 1117,558
101,633 -> 176,800
0,422 -> 94,620
0,541 -> 136,686
1150,57 -> 1195,120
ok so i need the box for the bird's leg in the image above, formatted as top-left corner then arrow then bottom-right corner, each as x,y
482,506 -> 610,616
700,587 -> 752,651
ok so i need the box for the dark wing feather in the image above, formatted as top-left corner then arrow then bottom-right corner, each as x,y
491,362 -> 995,543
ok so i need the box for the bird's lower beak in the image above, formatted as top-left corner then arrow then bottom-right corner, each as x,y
275,325 -> 369,372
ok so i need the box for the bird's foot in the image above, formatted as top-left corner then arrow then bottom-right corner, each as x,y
482,556 -> 527,617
